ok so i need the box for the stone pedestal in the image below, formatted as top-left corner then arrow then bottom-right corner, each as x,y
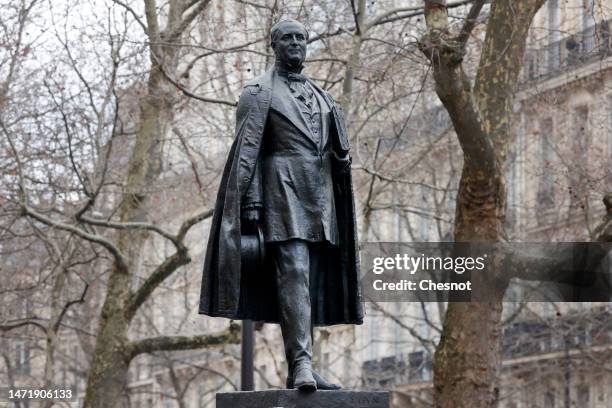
216,390 -> 389,408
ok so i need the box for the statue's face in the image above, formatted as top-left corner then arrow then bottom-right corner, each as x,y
272,22 -> 307,67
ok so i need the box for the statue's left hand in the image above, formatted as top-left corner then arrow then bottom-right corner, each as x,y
332,151 -> 351,175
240,205 -> 262,234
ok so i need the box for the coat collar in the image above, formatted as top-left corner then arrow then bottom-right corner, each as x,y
270,71 -> 316,141
244,68 -> 334,147
244,66 -> 334,110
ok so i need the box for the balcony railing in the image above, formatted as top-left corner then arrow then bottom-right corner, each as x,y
523,20 -> 612,83
362,351 -> 433,389
502,308 -> 612,359
362,308 -> 612,386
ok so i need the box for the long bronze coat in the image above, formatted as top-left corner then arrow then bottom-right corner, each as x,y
198,68 -> 363,326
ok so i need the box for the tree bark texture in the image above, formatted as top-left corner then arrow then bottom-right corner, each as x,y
82,63 -> 176,408
82,1 -> 230,407
419,1 -> 545,407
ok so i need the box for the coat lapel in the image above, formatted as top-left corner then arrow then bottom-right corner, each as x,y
270,73 -> 318,144
314,88 -> 331,149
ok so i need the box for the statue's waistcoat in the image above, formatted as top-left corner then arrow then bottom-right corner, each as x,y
260,76 -> 338,244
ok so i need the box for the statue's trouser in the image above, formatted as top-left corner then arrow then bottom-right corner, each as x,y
272,239 -> 320,374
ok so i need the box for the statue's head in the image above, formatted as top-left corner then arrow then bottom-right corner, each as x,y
270,19 -> 308,68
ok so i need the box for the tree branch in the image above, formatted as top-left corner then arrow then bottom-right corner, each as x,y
173,127 -> 204,196
473,0 -> 546,154
179,36 -> 267,79
419,0 -> 495,178
161,65 -> 238,106
308,0 -> 473,44
149,49 -> 237,106
366,5 -> 428,30
126,249 -> 190,319
177,208 -> 214,242
22,206 -> 128,273
78,215 -> 177,245
369,302 -> 436,353
166,0 -> 212,43
111,0 -> 148,34
456,0 -> 486,49
357,166 -> 454,192
125,208 -> 213,319
231,0 -> 270,10
143,0 -> 161,56
0,317 -> 47,333
128,323 -> 241,358
52,283 -> 89,333
496,242 -> 611,284
1,119 -> 27,205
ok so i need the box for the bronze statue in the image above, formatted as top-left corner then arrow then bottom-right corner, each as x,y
199,19 -> 363,391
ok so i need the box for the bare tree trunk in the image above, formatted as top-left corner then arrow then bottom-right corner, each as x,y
44,267 -> 65,388
82,284 -> 132,407
82,1 -> 215,406
419,1 -> 545,406
2,1 -> 240,405
341,0 -> 366,113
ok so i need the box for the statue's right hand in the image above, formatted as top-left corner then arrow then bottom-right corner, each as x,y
241,207 -> 261,223
241,206 -> 261,234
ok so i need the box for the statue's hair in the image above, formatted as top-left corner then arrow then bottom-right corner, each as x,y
270,19 -> 309,46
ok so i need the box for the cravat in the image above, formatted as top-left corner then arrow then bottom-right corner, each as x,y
287,72 -> 307,83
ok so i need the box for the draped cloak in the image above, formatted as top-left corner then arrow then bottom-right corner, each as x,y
198,68 -> 364,326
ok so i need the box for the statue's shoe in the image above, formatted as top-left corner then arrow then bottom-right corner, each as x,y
293,363 -> 316,391
287,369 -> 341,390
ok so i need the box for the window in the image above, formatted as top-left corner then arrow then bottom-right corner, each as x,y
597,384 -> 605,402
321,352 -> 330,377
257,364 -> 267,390
608,96 -> 612,153
15,341 -> 30,374
581,0 -> 595,31
569,106 -> 589,210
537,118 -> 555,211
392,184 -> 403,241
393,303 -> 402,357
343,349 -> 352,384
581,0 -> 596,55
368,315 -> 379,361
136,358 -> 151,381
20,297 -> 32,319
547,0 -> 561,71
607,96 -> 612,184
526,52 -> 537,80
197,384 -> 206,407
573,105 -> 590,156
419,191 -> 429,240
577,385 -> 590,406
545,391 -> 555,408
506,154 -> 518,228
